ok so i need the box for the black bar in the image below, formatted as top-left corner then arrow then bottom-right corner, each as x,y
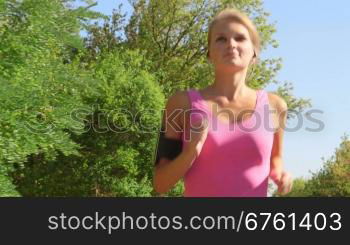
0,198 -> 348,243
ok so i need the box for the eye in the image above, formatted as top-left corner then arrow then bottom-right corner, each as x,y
235,35 -> 246,41
216,36 -> 226,42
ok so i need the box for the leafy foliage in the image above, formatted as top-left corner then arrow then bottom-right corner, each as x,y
275,135 -> 350,197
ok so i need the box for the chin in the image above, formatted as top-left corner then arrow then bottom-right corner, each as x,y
223,62 -> 245,70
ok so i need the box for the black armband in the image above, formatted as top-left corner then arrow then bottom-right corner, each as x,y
154,131 -> 183,166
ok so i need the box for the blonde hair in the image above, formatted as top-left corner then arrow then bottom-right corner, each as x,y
207,8 -> 261,61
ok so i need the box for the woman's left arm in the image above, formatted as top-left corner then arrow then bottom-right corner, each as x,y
268,93 -> 293,195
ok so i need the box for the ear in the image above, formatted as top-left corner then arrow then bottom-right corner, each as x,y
250,57 -> 256,65
250,52 -> 257,65
207,51 -> 213,64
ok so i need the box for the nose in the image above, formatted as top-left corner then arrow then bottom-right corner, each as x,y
228,37 -> 237,48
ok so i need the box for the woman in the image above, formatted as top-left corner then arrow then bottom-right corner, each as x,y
153,8 -> 293,197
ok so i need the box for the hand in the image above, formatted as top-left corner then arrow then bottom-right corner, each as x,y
185,117 -> 209,157
274,171 -> 293,195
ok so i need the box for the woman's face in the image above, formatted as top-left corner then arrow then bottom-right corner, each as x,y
208,19 -> 255,71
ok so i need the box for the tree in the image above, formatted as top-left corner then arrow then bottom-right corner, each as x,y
274,134 -> 350,197
0,0 -> 95,170
12,49 -> 164,196
83,3 -> 127,63
0,0 -> 99,196
304,134 -> 350,196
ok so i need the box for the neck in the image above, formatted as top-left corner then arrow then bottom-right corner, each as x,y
210,67 -> 251,101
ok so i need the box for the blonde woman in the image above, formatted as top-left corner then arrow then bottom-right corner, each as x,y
153,8 -> 293,197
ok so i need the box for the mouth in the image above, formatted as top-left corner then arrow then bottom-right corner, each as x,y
225,53 -> 237,58
225,51 -> 238,56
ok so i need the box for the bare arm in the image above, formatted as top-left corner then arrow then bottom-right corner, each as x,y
153,148 -> 197,194
268,92 -> 293,195
153,91 -> 208,194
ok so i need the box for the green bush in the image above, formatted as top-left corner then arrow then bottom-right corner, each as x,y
304,135 -> 350,197
274,135 -> 350,197
0,166 -> 20,197
0,0 -> 93,196
9,49 -> 165,197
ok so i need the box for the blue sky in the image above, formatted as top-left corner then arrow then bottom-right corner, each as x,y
262,0 -> 350,179
82,0 -> 350,179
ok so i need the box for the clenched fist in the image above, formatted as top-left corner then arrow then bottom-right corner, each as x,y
273,171 -> 293,195
184,112 -> 209,158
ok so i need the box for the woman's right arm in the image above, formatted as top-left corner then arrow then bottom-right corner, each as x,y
153,145 -> 197,194
153,91 -> 207,194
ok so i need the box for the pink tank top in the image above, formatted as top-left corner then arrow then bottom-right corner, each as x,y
181,89 -> 274,197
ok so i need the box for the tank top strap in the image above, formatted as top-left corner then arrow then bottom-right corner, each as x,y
255,89 -> 275,130
255,89 -> 268,110
187,89 -> 209,112
182,89 -> 209,142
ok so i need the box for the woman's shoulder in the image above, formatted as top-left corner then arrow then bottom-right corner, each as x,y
163,90 -> 192,137
165,89 -> 191,111
266,91 -> 288,113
